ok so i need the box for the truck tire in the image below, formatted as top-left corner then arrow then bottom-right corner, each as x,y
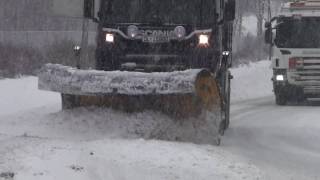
61,94 -> 78,109
274,84 -> 305,105
275,92 -> 287,105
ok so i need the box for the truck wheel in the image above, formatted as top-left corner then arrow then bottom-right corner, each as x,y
61,94 -> 78,109
275,93 -> 287,105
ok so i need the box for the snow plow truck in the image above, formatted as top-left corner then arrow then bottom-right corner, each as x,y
38,0 -> 235,142
265,0 -> 320,105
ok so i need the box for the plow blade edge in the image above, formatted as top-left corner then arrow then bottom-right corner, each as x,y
38,64 -> 222,118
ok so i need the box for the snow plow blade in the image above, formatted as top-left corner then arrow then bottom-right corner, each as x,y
38,64 -> 222,118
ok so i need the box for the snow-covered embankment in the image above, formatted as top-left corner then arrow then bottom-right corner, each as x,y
231,60 -> 273,102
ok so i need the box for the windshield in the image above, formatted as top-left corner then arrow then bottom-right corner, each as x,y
275,17 -> 320,48
99,0 -> 215,26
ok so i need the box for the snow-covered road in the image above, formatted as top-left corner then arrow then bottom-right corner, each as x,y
1,61 -> 320,179
226,61 -> 320,179
0,78 -> 262,180
225,97 -> 320,180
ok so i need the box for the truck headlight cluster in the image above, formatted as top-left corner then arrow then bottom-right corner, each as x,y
73,45 -> 81,51
106,33 -> 114,43
174,26 -> 186,39
127,25 -> 139,38
276,75 -> 284,81
198,34 -> 209,46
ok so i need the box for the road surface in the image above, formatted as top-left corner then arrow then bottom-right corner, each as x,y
225,97 -> 320,180
1,61 -> 320,179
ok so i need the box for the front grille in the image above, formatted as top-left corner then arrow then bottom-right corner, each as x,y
117,38 -> 196,55
302,57 -> 320,70
293,57 -> 320,94
294,58 -> 320,82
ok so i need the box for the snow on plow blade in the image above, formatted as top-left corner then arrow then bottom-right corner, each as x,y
38,64 -> 222,118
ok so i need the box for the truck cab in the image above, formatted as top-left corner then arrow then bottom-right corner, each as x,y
265,0 -> 320,105
94,0 -> 235,73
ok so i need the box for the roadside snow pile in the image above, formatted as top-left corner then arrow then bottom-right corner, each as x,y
0,67 -> 265,180
0,106 -> 220,144
46,108 -> 222,144
0,77 -> 60,116
0,137 -> 263,180
231,60 -> 273,102
0,107 -> 263,180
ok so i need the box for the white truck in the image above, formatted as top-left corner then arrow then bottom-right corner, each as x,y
265,0 -> 320,105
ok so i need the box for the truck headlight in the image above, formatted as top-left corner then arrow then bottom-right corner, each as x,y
276,75 -> 284,81
127,25 -> 139,38
198,34 -> 209,45
106,33 -> 114,43
73,45 -> 81,51
174,26 -> 186,39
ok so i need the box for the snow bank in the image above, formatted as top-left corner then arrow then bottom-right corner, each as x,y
0,66 -> 266,180
0,107 -> 221,144
231,60 -> 273,102
0,77 -> 60,116
0,137 -> 262,180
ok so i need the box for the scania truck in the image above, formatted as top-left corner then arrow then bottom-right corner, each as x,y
265,0 -> 320,105
38,0 -> 236,142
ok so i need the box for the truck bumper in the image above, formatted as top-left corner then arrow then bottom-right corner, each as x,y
288,74 -> 320,96
273,69 -> 320,96
272,70 -> 320,99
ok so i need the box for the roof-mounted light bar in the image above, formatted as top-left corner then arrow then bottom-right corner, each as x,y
290,0 -> 320,9
290,1 -> 305,7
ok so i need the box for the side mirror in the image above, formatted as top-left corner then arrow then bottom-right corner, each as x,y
265,21 -> 272,29
225,0 -> 236,21
265,28 -> 273,44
